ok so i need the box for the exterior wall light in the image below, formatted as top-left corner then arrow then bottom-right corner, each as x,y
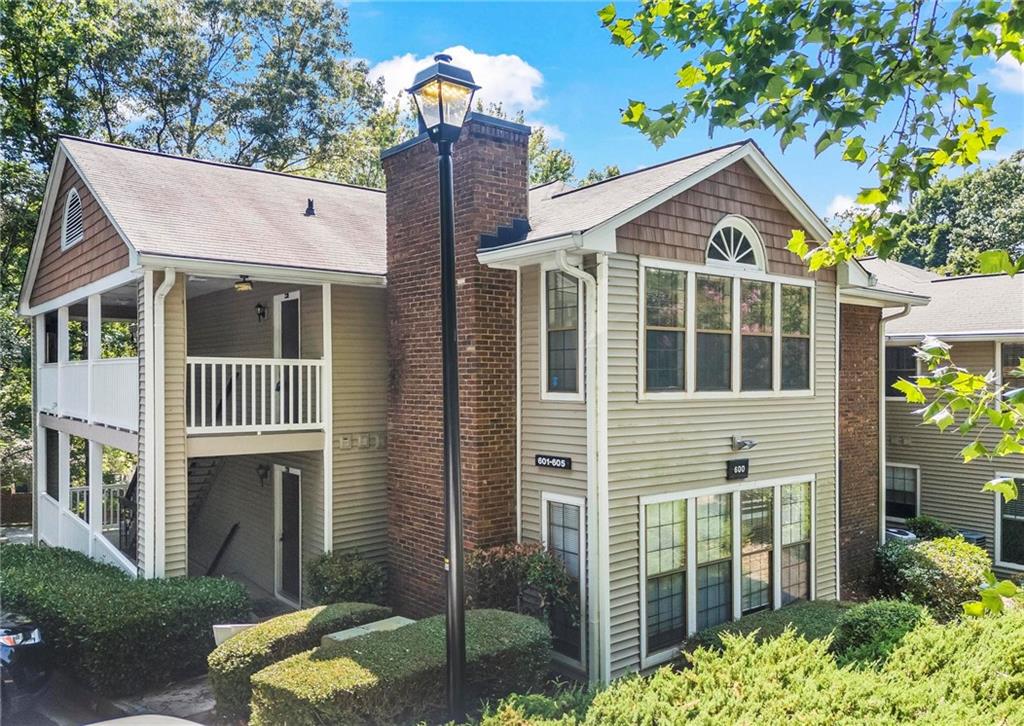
234,275 -> 253,293
255,302 -> 267,322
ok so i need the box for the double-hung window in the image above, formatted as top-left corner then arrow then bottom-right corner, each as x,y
695,275 -> 732,392
885,464 -> 918,520
544,270 -> 580,396
1000,343 -> 1024,390
780,285 -> 811,390
740,280 -> 773,391
641,479 -> 815,666
995,476 -> 1024,570
544,497 -> 584,662
644,268 -> 686,391
885,346 -> 918,397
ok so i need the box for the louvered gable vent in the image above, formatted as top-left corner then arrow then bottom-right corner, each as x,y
61,188 -> 85,249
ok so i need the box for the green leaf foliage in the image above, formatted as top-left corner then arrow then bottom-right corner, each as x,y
599,1 -> 1024,270
249,609 -> 551,726
902,514 -> 958,541
0,543 -> 250,695
831,600 -> 930,666
208,601 -> 391,720
685,599 -> 850,654
304,550 -> 388,606
467,542 -> 580,626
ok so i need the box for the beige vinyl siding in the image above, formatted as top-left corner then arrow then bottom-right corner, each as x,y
188,450 -> 323,602
162,273 -> 188,576
331,284 -> 389,560
136,278 -> 147,574
605,253 -> 837,676
887,340 -> 1022,560
520,265 -> 588,544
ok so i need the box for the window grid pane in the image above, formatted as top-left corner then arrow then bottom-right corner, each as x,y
695,275 -> 732,392
1001,479 -> 1024,566
547,501 -> 581,660
647,573 -> 686,651
696,494 -> 732,630
741,488 -> 773,613
1001,344 -> 1024,389
885,465 -> 917,519
697,560 -> 732,629
546,271 -> 579,393
781,482 -> 812,604
645,268 -> 686,392
781,285 -> 810,391
644,500 -> 686,652
885,346 -> 917,394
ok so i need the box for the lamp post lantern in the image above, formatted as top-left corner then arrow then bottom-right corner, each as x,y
408,53 -> 479,720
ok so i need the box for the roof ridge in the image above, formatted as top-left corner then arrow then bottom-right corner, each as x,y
57,135 -> 386,194
549,139 -> 752,199
931,272 -> 1014,283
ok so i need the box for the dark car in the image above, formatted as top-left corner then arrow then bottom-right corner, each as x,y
0,612 -> 50,714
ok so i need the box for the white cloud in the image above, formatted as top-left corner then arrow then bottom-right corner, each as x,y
992,54 -> 1024,93
369,45 -> 547,118
826,194 -> 862,217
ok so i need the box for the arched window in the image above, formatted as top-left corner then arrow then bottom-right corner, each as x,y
61,187 -> 85,250
705,215 -> 765,271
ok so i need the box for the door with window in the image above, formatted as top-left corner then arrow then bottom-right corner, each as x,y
276,467 -> 302,604
274,292 -> 301,423
543,494 -> 585,667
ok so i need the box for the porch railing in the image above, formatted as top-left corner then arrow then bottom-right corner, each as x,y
40,358 -> 139,431
68,483 -> 129,531
186,357 -> 324,434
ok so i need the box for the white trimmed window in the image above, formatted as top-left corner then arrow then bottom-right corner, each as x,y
885,464 -> 919,521
640,478 -> 815,667
61,188 -> 85,249
995,474 -> 1024,571
885,346 -> 918,398
542,492 -> 586,666
542,269 -> 583,399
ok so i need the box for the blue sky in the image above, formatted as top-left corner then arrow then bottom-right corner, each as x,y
349,1 -> 1024,217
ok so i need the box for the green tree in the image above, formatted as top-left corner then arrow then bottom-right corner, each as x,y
579,164 -> 621,186
892,150 -> 1024,274
599,0 -> 1023,272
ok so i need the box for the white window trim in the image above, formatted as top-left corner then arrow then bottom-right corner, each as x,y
273,290 -> 302,359
994,470 -> 1024,572
883,462 -> 920,524
638,257 -> 815,401
274,464 -> 303,608
60,187 -> 85,250
541,491 -> 587,669
705,214 -> 767,272
639,474 -> 817,669
995,340 -> 1024,390
884,344 -> 921,402
540,264 -> 585,402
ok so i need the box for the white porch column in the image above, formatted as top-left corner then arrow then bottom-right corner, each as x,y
88,439 -> 103,554
57,306 -> 69,417
87,294 -> 101,423
321,283 -> 333,552
58,430 -> 70,545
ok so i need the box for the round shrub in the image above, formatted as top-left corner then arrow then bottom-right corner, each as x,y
831,600 -> 929,665
467,542 -> 579,624
208,602 -> 391,720
903,515 -> 957,540
877,536 -> 990,621
687,599 -> 849,652
305,550 -> 387,605
480,685 -> 595,726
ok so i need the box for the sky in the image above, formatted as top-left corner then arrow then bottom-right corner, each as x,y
349,1 -> 1024,218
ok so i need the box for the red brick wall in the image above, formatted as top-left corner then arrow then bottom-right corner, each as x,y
838,303 -> 881,597
383,118 -> 528,616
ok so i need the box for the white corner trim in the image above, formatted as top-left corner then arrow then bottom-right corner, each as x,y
515,268 -> 523,543
321,283 -> 333,553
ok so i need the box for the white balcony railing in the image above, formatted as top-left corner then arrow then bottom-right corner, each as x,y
186,357 -> 323,434
69,483 -> 127,531
40,358 -> 139,432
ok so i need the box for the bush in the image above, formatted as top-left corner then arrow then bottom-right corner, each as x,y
831,600 -> 929,665
467,543 -> 578,624
305,551 -> 387,605
250,609 -> 551,725
686,600 -> 850,652
903,515 -> 957,540
208,602 -> 391,719
479,686 -> 595,726
877,536 -> 990,621
0,544 -> 249,695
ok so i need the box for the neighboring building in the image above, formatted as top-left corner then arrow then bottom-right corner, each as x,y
20,115 -> 922,683
863,258 -> 1024,577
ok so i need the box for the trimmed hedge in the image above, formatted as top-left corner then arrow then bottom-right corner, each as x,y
0,544 -> 249,695
877,536 -> 990,621
484,612 -> 1024,725
687,599 -> 850,652
305,551 -> 387,605
832,600 -> 929,665
250,609 -> 551,725
208,602 -> 391,719
903,514 -> 957,540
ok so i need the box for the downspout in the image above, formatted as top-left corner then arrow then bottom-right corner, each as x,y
153,268 -> 176,577
877,304 -> 913,542
556,247 -> 606,684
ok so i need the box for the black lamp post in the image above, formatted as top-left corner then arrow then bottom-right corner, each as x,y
408,53 -> 479,720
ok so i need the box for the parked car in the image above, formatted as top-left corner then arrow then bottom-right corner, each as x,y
0,612 -> 51,714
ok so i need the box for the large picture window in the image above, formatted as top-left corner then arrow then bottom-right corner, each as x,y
740,280 -> 773,391
544,270 -> 579,395
695,274 -> 732,392
885,464 -> 918,520
644,268 -> 686,391
996,476 -> 1024,570
641,479 -> 815,665
885,346 -> 917,396
781,285 -> 811,390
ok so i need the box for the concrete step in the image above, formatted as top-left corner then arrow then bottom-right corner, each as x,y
320,616 -> 416,647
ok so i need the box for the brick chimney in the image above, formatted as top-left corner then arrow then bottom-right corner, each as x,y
382,115 -> 530,616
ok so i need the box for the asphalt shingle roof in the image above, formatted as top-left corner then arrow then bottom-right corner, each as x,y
861,257 -> 1024,336
61,136 -> 387,276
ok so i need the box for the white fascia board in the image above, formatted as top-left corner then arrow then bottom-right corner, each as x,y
839,285 -> 930,308
886,331 -> 1024,343
19,145 -> 66,315
477,233 -> 586,267
136,254 -> 386,288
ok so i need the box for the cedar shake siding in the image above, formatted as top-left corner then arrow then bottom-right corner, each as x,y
383,117 -> 527,616
30,159 -> 130,306
838,304 -> 881,597
616,158 -> 836,284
